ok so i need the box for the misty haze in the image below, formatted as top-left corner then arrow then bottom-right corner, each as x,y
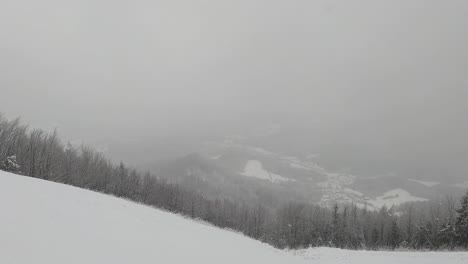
1,0 -> 468,263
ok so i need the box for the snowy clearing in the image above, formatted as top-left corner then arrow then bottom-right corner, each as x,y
240,160 -> 292,183
368,188 -> 428,209
1,170 -> 467,264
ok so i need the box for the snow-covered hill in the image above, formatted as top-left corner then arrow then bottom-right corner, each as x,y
0,170 -> 299,264
241,160 -> 293,183
198,140 -> 449,210
1,170 -> 467,264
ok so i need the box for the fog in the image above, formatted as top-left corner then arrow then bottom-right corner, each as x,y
1,0 -> 468,181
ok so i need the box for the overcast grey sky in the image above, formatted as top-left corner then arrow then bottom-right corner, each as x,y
1,0 -> 468,180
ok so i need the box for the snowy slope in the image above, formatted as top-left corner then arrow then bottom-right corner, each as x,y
1,170 -> 467,264
408,178 -> 440,187
240,160 -> 292,183
368,188 -> 428,209
0,171 -> 300,264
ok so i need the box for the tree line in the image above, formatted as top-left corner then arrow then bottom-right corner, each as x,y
1,113 -> 467,250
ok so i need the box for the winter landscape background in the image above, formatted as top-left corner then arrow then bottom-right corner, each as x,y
1,0 -> 468,263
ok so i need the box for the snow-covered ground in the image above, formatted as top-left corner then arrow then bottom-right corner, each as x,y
295,247 -> 468,264
0,170 -> 299,264
368,188 -> 428,209
240,160 -> 292,183
1,170 -> 467,264
408,178 -> 440,187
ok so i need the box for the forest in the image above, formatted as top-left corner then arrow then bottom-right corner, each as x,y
1,113 -> 467,251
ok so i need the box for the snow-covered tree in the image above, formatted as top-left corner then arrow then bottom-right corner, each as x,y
455,191 -> 468,248
2,155 -> 21,174
388,219 -> 401,249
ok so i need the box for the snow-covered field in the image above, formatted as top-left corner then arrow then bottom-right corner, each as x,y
241,160 -> 292,183
369,188 -> 428,208
1,170 -> 467,264
408,178 -> 440,187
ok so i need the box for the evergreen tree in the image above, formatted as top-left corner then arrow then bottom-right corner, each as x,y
438,219 -> 457,249
331,204 -> 340,247
413,224 -> 429,249
388,219 -> 401,249
455,190 -> 468,248
371,227 -> 380,250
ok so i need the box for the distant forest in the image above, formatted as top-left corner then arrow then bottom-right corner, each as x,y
1,113 -> 467,250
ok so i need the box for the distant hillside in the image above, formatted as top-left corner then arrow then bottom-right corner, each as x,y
153,139 -> 467,211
